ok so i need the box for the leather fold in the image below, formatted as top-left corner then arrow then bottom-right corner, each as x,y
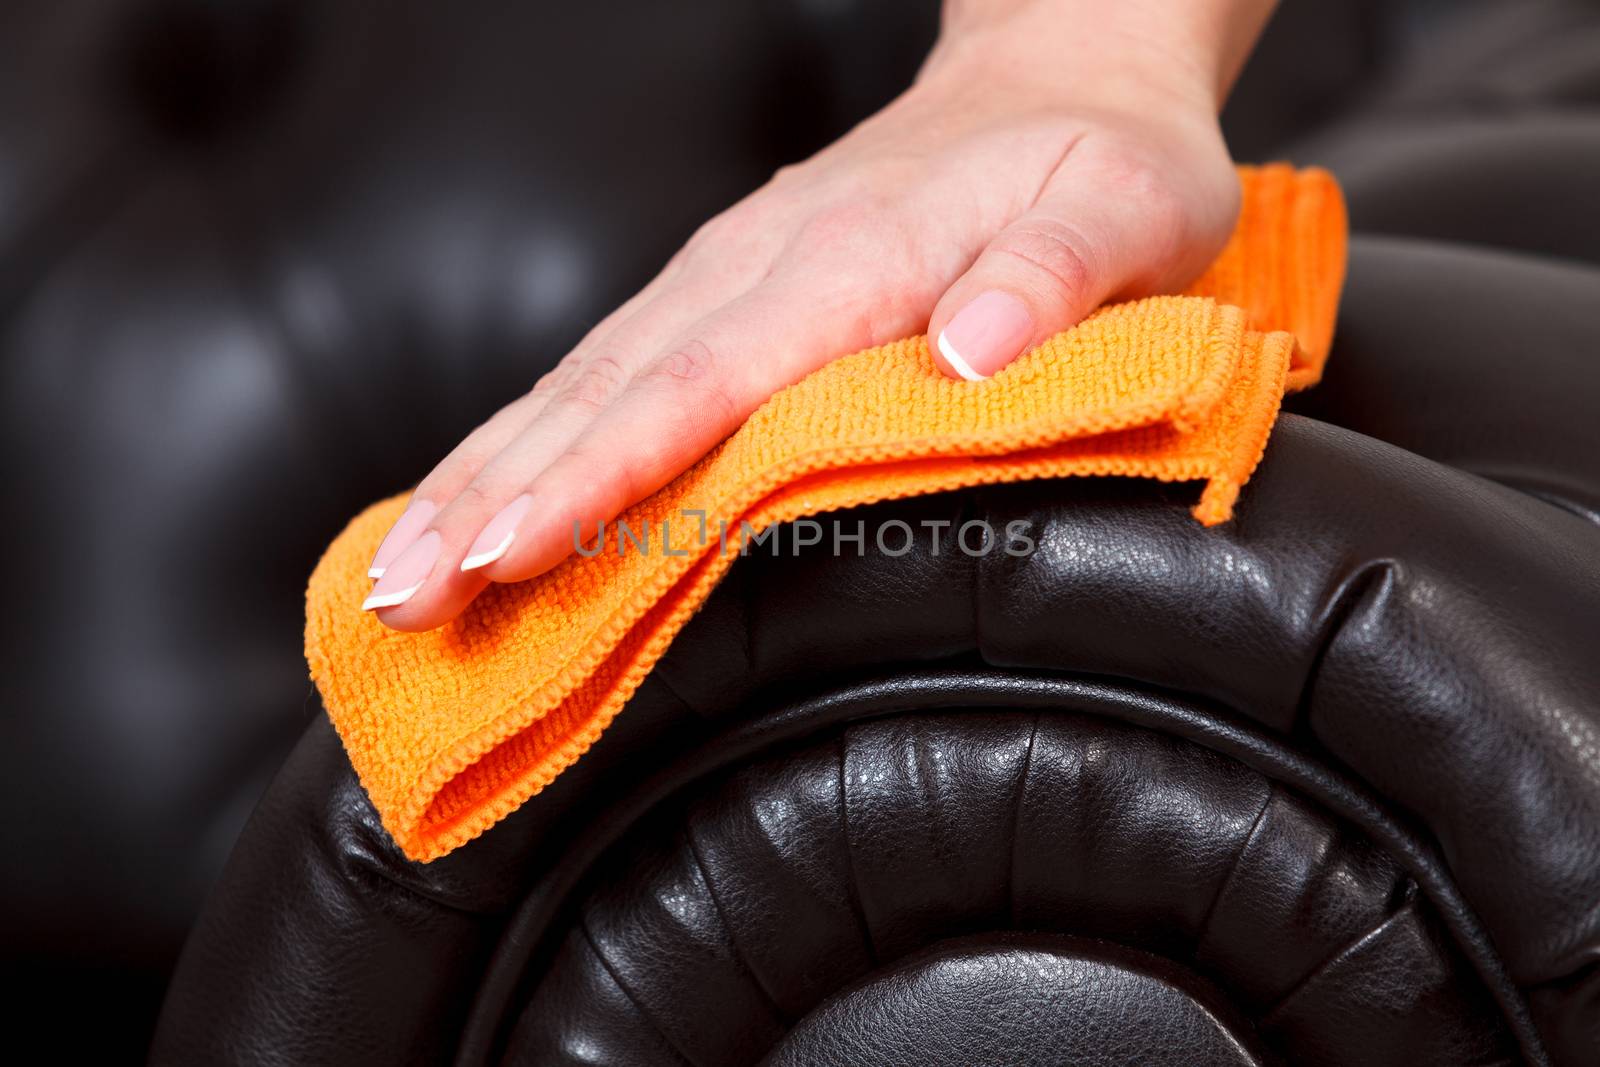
306,164 -> 1346,861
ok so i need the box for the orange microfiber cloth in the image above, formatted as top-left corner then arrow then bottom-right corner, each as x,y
307,164 -> 1346,862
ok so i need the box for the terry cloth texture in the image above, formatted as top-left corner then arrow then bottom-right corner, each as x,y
308,164 -> 1346,862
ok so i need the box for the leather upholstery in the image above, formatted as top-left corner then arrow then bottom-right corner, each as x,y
154,403 -> 1600,1064
4,0 -> 1599,1062
506,711 -> 1510,1066
759,932 -> 1272,1067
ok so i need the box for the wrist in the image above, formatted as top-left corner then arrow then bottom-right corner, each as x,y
926,0 -> 1270,117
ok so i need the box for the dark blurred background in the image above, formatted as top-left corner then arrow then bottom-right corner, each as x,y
4,0 -> 1594,1058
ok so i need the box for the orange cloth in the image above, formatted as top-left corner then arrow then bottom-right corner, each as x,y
307,164 -> 1346,863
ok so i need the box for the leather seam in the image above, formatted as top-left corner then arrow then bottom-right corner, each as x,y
680,823 -> 793,1025
647,664 -> 704,721
1194,782 -> 1276,949
575,921 -> 697,1067
1005,709 -> 1043,926
1293,559 -> 1395,736
835,730 -> 881,967
1259,882 -> 1421,1026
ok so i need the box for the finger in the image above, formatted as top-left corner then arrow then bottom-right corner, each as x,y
365,274 -> 763,630
365,268 -> 713,582
468,269 -> 923,586
927,156 -> 1201,381
362,204 -> 787,582
366,276 -> 664,578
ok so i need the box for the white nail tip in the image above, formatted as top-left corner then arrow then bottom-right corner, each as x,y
937,332 -> 989,382
361,582 -> 424,611
460,529 -> 516,572
367,567 -> 385,579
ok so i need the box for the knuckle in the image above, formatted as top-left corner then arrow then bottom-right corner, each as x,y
1108,155 -> 1173,201
444,437 -> 497,475
421,422 -> 502,492
558,354 -> 628,413
768,162 -> 804,189
684,218 -> 720,254
537,352 -> 584,393
1128,169 -> 1189,250
813,267 -> 923,352
992,219 -> 1096,303
1193,157 -> 1242,243
691,376 -> 742,430
411,468 -> 453,502
451,479 -> 501,516
1088,147 -> 1196,255
646,337 -> 719,384
687,208 -> 748,254
531,364 -> 568,394
642,339 -> 741,425
681,205 -> 781,280
794,193 -> 895,249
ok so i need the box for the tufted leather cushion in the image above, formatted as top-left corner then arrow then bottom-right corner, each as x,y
504,711 -> 1511,1065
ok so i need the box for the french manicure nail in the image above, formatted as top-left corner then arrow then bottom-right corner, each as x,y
461,494 -> 535,572
362,531 -> 441,610
368,500 -> 437,579
937,290 -> 1035,381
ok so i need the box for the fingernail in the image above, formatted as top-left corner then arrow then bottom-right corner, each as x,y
368,500 -> 437,579
461,494 -> 535,572
936,290 -> 1034,381
362,531 -> 441,610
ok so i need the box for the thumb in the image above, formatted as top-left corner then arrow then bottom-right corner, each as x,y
929,172 -> 1185,381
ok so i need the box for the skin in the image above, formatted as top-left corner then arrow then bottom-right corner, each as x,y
367,0 -> 1280,631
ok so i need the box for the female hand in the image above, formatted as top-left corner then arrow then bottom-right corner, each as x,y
364,0 -> 1277,629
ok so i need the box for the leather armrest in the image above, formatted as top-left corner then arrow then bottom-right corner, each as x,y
154,408 -> 1600,1065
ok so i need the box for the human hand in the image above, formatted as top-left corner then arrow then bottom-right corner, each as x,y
363,0 -> 1275,629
